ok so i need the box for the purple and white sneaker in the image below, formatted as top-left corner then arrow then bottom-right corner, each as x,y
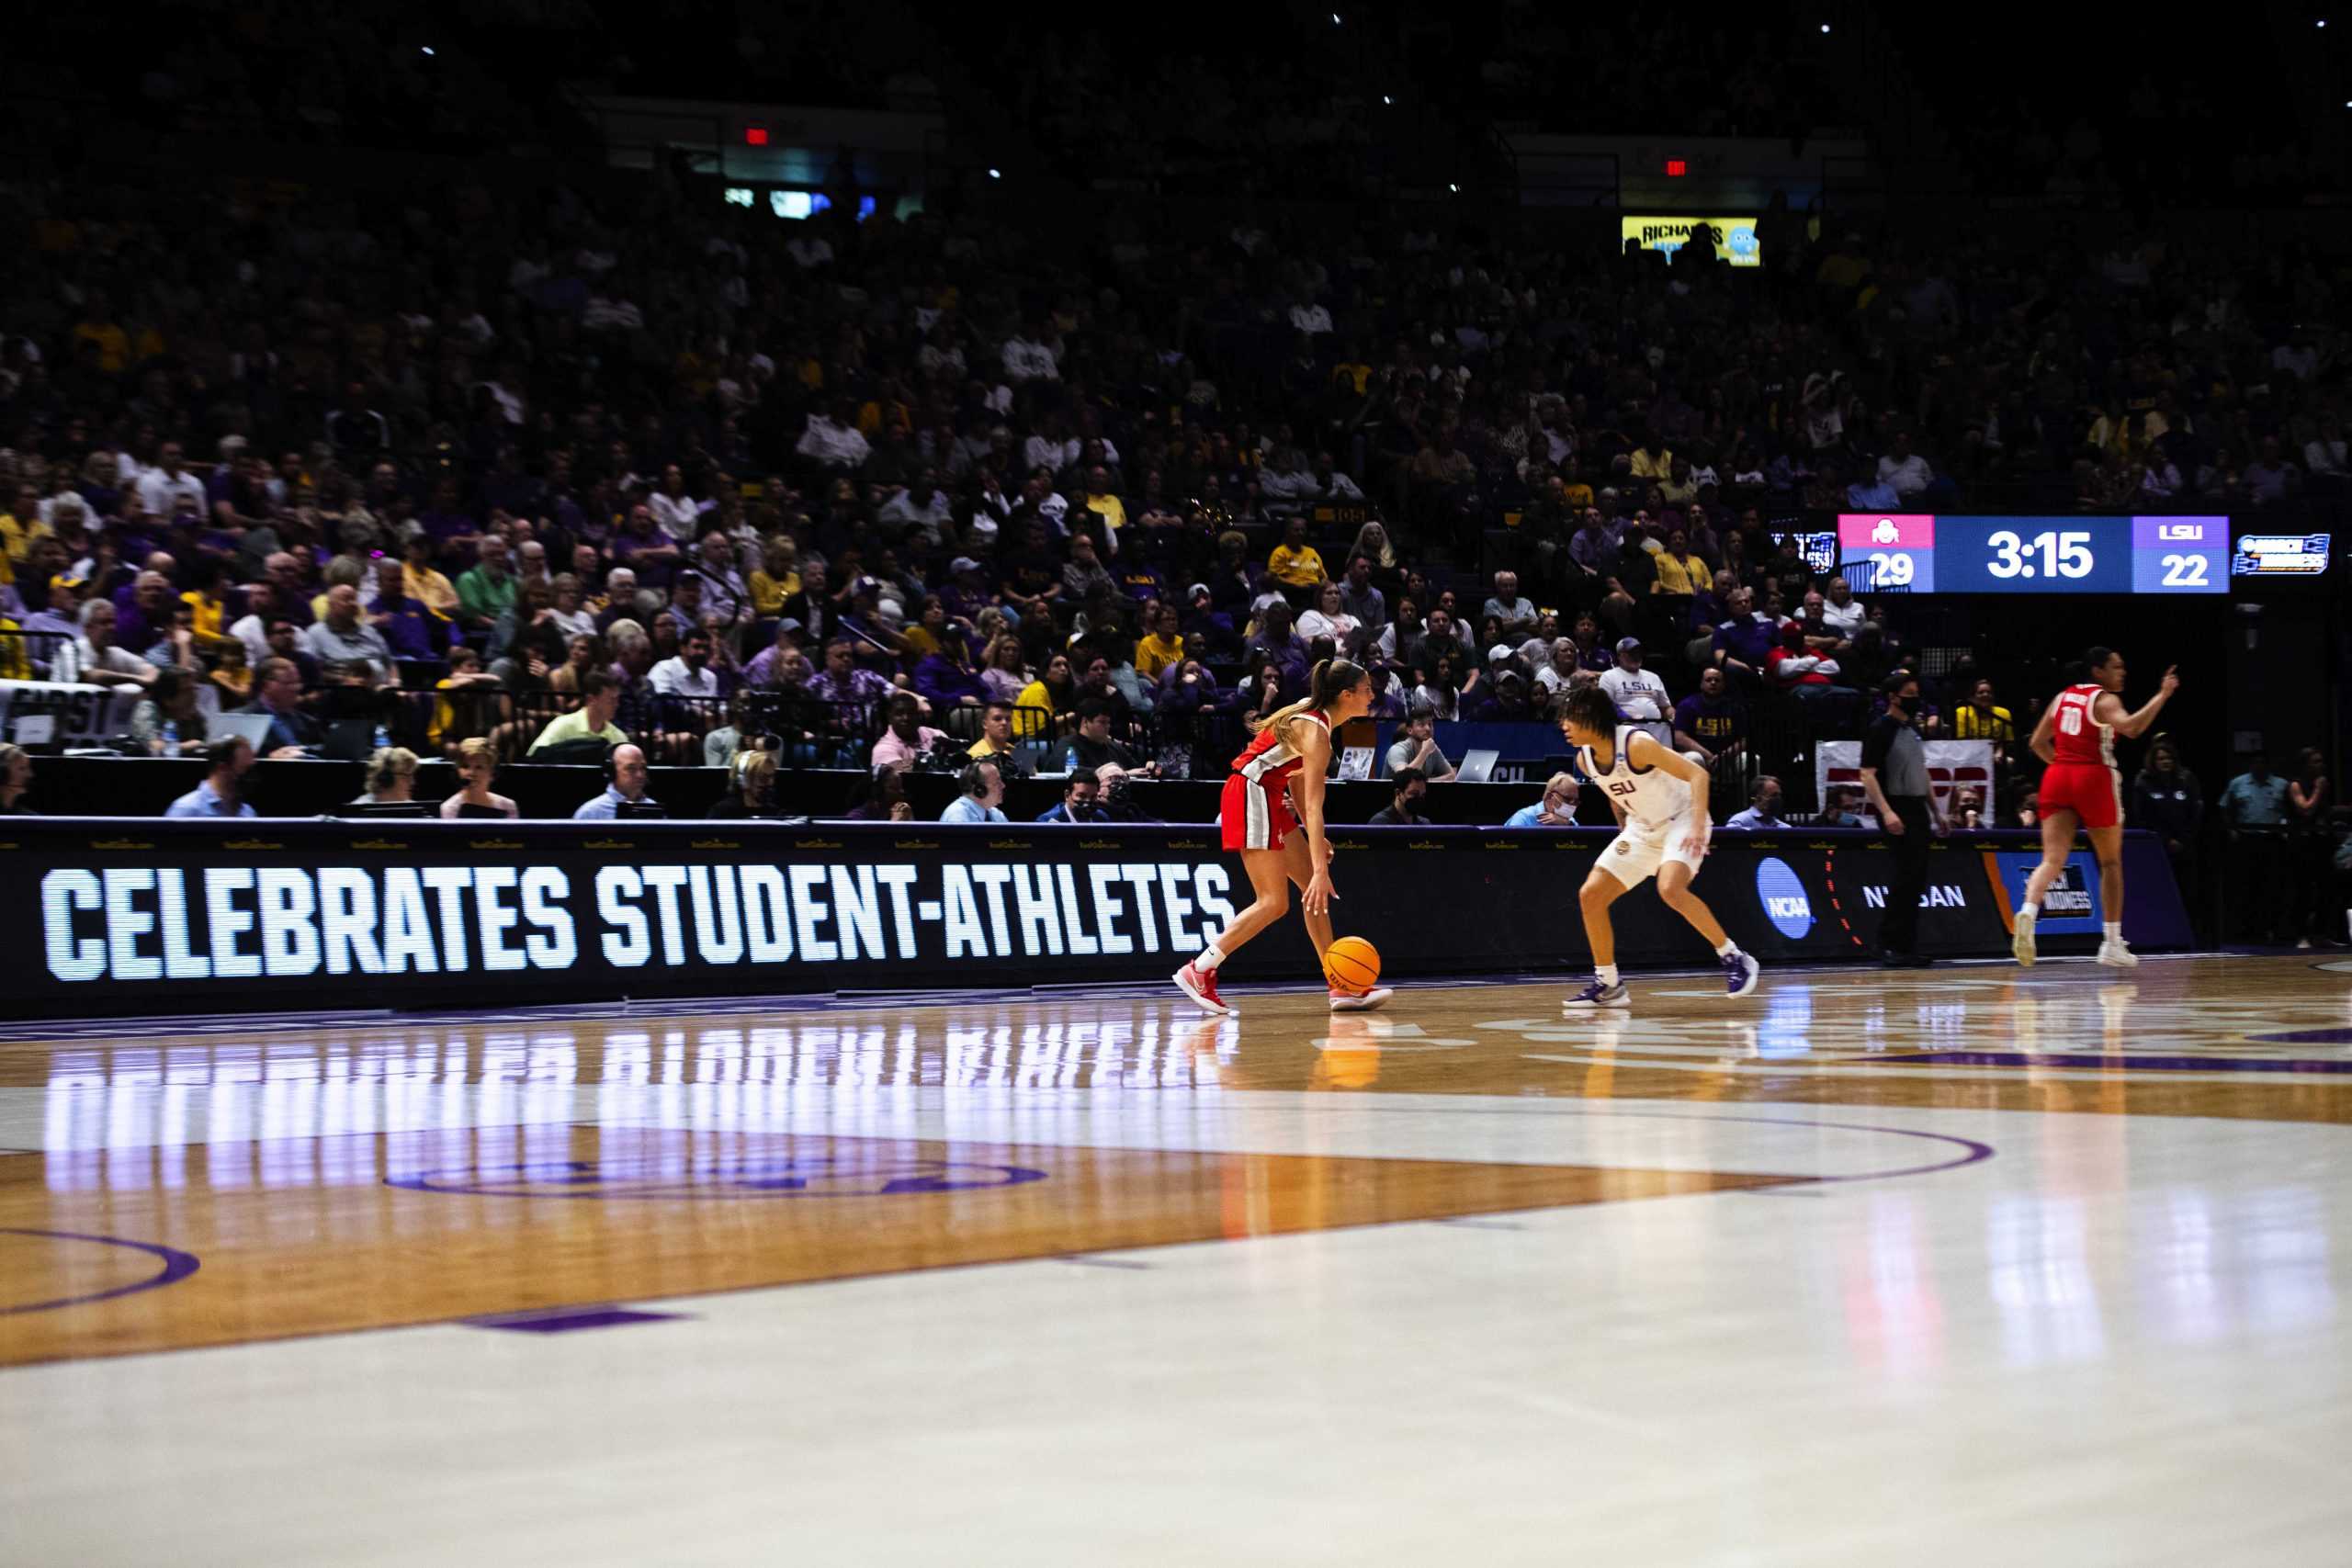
1722,948 -> 1760,998
1562,977 -> 1630,1010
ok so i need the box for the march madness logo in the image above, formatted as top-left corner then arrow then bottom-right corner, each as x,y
1990,850 -> 2103,935
2040,864 -> 2096,915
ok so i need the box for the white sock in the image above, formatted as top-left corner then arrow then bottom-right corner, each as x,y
1714,940 -> 1737,957
1596,964 -> 1620,987
2020,901 -> 2041,919
2103,921 -> 2122,942
1194,944 -> 1227,973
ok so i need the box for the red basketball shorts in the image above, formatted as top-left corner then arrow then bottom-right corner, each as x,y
2037,762 -> 2120,829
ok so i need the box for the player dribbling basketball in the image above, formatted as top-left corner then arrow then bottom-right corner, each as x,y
2014,646 -> 2178,967
1174,658 -> 1395,1017
1556,686 -> 1760,1009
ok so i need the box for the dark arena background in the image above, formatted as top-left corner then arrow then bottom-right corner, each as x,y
1,4 -> 2349,1564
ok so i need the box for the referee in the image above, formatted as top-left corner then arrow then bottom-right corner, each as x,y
1860,671 -> 1946,967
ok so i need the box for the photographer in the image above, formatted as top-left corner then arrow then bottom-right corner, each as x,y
1035,771 -> 1105,825
1094,762 -> 1160,823
870,692 -> 950,771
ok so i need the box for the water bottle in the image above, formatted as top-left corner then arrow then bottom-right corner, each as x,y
373,722 -> 391,750
160,718 -> 179,753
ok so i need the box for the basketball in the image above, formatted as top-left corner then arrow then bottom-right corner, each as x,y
1324,936 -> 1381,994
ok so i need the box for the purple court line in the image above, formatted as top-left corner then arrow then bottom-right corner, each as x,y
0,1227 -> 201,1316
1581,1111 -> 1994,1186
467,1305 -> 685,1334
1875,1050 -> 2352,1075
1323,1100 -> 1996,1186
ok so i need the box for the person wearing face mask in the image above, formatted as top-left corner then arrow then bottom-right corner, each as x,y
1860,672 -> 1947,968
1368,765 -> 1432,826
1035,771 -> 1105,825
1503,772 -> 1581,828
1093,762 -> 1160,823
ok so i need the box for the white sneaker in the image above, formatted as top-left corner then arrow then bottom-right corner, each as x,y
1563,977 -> 1631,1010
2011,908 -> 2038,967
1329,987 -> 1394,1011
2097,939 -> 2139,968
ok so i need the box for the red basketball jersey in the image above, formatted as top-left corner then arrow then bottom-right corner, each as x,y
2050,682 -> 2116,768
1229,710 -> 1327,785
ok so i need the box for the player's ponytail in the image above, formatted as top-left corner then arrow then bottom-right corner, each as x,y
1248,657 -> 1368,736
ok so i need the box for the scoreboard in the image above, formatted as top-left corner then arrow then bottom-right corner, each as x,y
1835,515 -> 2231,595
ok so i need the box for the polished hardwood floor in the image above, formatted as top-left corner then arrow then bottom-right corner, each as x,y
6,955 -> 2352,1566
6,954 -> 2346,1369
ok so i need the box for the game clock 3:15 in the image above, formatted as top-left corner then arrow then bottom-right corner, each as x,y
1962,520 -> 2131,592
1984,527 -> 2095,582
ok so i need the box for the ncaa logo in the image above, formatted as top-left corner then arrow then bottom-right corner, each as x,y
1756,856 -> 1813,939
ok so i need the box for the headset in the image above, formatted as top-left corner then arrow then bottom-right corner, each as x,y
733,745 -> 777,807
366,747 -> 414,796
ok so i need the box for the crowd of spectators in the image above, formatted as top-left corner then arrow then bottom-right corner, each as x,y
0,56 -> 2342,863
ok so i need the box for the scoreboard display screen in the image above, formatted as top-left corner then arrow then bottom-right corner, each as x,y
1836,515 -> 2229,595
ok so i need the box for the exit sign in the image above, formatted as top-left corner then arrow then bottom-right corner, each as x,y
1665,158 -> 1687,176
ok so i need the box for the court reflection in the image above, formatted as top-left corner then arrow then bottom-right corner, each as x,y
2,1116 -> 1789,1365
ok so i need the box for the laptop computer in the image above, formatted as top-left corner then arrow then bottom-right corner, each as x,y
210,711 -> 277,754
321,718 -> 379,763
1455,749 -> 1500,784
346,801 -> 431,818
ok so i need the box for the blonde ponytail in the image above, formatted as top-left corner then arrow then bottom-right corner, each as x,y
1247,658 -> 1367,737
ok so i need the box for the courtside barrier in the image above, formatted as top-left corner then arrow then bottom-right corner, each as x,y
0,820 -> 2191,1019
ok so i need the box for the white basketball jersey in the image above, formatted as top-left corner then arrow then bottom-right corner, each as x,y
1578,725 -> 1690,827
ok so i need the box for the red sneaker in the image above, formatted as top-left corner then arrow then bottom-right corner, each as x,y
1328,986 -> 1394,1011
1173,961 -> 1235,1016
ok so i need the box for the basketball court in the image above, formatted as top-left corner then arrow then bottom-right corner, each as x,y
5,954 -> 2349,1563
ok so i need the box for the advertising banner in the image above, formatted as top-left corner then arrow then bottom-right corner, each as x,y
1815,739 -> 1993,820
1620,216 -> 1760,267
0,681 -> 151,745
0,820 -> 2188,1019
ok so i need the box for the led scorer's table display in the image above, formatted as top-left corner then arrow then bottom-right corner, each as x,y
1835,514 -> 2229,594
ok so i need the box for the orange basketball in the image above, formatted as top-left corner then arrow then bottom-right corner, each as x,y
1324,936 -> 1381,994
